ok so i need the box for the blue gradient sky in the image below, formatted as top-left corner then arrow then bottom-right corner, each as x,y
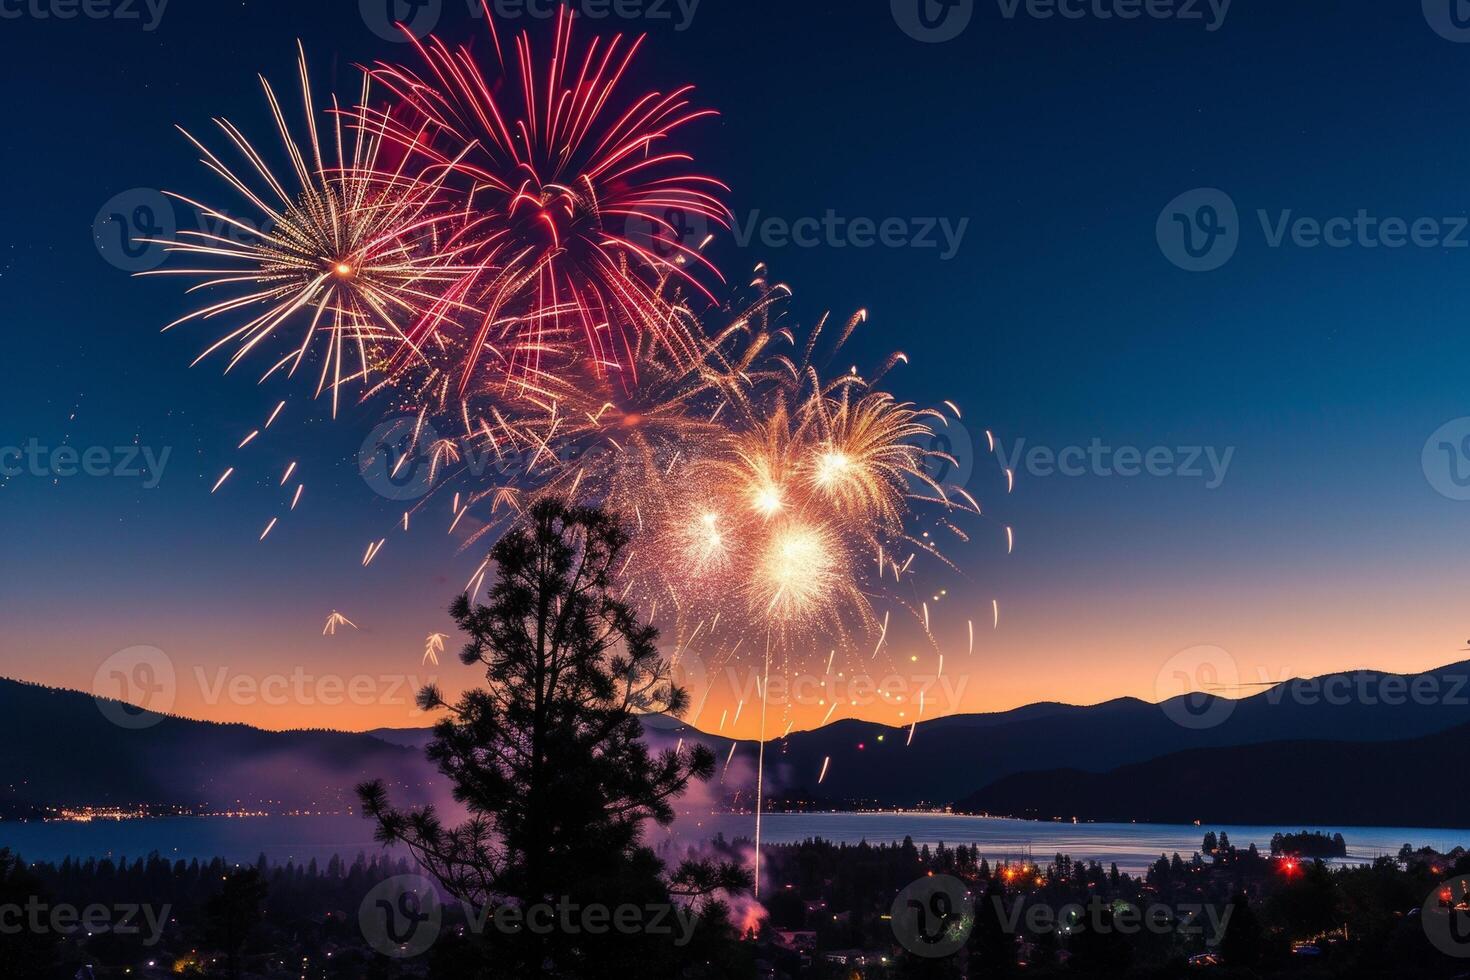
4,0 -> 1470,732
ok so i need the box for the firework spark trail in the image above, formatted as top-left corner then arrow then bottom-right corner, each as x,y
754,632 -> 771,898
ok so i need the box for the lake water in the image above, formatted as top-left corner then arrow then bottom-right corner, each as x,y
4,812 -> 1466,874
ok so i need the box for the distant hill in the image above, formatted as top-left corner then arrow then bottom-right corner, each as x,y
0,678 -> 437,813
713,662 -> 1470,806
5,660 -> 1470,815
955,720 -> 1470,829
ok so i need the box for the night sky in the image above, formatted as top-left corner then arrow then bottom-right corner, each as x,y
4,0 -> 1470,734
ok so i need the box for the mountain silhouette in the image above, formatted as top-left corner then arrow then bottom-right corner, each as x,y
0,677 -> 436,813
4,659 -> 1469,814
956,720 -> 1470,828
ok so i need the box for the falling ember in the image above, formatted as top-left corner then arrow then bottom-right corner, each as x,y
1006,526 -> 1014,554
322,610 -> 357,635
817,756 -> 831,784
872,611 -> 890,660
211,468 -> 234,494
238,430 -> 259,449
448,506 -> 469,535
259,517 -> 278,540
280,461 -> 297,485
265,400 -> 286,429
290,484 -> 304,510
423,632 -> 447,666
362,538 -> 386,566
993,599 -> 1000,629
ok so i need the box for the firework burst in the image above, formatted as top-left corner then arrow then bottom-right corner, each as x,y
365,4 -> 730,397
144,43 -> 483,415
438,273 -> 975,663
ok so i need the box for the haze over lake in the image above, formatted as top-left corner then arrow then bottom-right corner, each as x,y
4,812 -> 1466,875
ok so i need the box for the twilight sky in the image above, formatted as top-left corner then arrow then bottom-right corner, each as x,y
4,0 -> 1470,736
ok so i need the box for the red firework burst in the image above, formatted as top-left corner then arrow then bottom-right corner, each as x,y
365,4 -> 731,398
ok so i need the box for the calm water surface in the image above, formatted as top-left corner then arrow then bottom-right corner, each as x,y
4,812 -> 1466,874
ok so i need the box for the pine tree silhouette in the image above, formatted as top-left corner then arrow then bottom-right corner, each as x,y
360,499 -> 748,978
